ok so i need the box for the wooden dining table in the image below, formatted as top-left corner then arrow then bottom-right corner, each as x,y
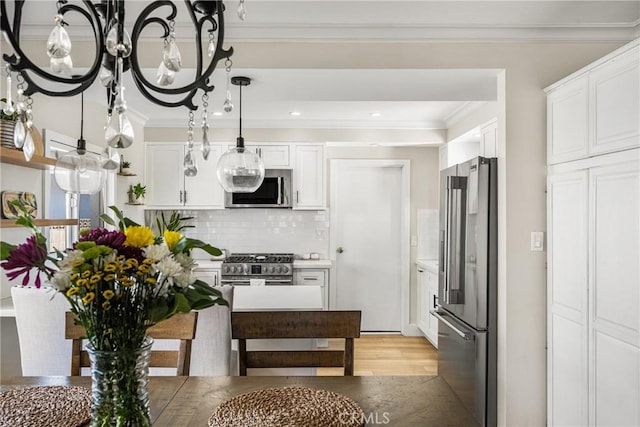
1,375 -> 479,426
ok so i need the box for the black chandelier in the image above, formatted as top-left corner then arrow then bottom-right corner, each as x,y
0,0 -> 238,149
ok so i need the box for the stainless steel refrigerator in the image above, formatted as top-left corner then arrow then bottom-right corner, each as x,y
432,156 -> 497,427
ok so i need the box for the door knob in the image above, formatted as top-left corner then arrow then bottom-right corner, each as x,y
336,247 -> 344,254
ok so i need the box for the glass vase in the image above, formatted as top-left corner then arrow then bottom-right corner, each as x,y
87,337 -> 153,427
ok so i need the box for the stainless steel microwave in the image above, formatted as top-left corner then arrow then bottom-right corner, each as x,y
225,169 -> 292,208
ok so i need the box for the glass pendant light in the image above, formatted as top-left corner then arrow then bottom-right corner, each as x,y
216,76 -> 264,193
54,93 -> 106,194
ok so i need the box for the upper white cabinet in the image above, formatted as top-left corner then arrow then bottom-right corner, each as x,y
227,144 -> 290,168
546,41 -> 639,164
145,142 -> 224,209
479,119 -> 498,158
293,144 -> 325,210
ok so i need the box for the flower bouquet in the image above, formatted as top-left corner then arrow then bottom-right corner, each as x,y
1,202 -> 227,426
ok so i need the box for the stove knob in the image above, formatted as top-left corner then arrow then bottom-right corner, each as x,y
281,266 -> 289,274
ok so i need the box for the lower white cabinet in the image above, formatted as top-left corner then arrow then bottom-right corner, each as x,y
417,263 -> 438,348
294,269 -> 328,310
192,267 -> 220,288
547,149 -> 639,426
146,142 -> 224,209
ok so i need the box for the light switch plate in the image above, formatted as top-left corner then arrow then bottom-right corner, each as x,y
530,231 -> 544,252
410,235 -> 418,247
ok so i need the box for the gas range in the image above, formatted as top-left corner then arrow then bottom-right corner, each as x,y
220,253 -> 294,286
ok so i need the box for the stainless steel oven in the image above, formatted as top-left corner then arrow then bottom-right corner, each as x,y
220,253 -> 293,286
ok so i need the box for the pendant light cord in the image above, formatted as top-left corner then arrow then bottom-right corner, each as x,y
77,91 -> 86,154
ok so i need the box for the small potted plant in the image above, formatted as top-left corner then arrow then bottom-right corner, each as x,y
0,98 -> 20,148
120,160 -> 132,175
128,183 -> 146,205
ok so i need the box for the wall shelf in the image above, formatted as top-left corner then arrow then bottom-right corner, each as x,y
118,172 -> 137,177
0,147 -> 56,170
1,218 -> 78,228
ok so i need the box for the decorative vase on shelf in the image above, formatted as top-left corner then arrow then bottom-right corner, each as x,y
87,337 -> 153,427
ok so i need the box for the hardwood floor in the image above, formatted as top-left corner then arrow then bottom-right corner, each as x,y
317,334 -> 438,376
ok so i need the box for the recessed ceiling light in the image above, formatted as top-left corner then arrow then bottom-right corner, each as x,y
212,111 -> 223,116
370,112 -> 381,117
289,111 -> 301,116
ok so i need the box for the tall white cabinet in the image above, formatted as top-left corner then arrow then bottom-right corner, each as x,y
546,38 -> 640,427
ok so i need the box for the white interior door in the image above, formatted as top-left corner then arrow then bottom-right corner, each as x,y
330,160 -> 408,332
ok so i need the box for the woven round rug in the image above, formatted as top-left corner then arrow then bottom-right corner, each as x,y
209,386 -> 365,427
0,385 -> 92,427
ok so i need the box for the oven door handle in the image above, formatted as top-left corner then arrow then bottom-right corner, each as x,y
430,310 -> 474,341
220,278 -> 293,284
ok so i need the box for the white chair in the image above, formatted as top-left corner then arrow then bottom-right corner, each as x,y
11,285 -> 72,376
190,285 -> 234,375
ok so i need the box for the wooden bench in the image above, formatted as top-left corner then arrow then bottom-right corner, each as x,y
231,310 -> 361,376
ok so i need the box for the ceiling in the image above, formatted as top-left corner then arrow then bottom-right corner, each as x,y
7,1 -> 640,135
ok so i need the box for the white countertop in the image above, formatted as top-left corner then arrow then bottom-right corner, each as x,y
416,259 -> 439,273
193,260 -> 224,269
293,259 -> 332,269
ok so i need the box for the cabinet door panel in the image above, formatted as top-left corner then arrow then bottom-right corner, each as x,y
146,144 -> 183,206
186,144 -> 224,208
294,145 -> 324,209
547,171 -> 589,426
590,46 -> 640,156
593,332 -> 640,426
547,76 -> 589,164
244,145 -> 290,167
591,161 -> 639,346
550,314 -> 588,426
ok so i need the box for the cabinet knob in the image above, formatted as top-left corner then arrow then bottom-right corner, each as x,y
336,247 -> 344,254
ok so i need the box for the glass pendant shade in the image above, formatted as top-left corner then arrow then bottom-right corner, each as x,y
54,149 -> 107,194
216,140 -> 265,193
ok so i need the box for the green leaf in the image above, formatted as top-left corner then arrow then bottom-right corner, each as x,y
173,293 -> 192,314
184,238 -> 222,256
100,213 -> 116,227
191,279 -> 220,296
149,300 -> 170,324
1,242 -> 17,260
191,299 -> 216,310
172,237 -> 188,254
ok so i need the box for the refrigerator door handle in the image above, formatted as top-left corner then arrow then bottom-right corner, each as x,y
431,310 -> 474,341
445,175 -> 467,304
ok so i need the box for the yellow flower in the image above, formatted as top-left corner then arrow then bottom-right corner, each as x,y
81,270 -> 91,278
76,278 -> 89,288
90,274 -> 101,284
137,264 -> 151,274
103,290 -> 115,300
82,292 -> 95,304
145,277 -> 157,285
104,262 -> 117,272
124,226 -> 155,248
104,274 -> 116,281
163,230 -> 183,250
72,260 -> 84,268
66,287 -> 79,297
102,301 -> 111,310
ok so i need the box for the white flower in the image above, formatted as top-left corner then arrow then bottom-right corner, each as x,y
59,250 -> 84,269
175,271 -> 195,288
174,252 -> 195,270
143,244 -> 170,261
155,256 -> 183,279
50,269 -> 71,291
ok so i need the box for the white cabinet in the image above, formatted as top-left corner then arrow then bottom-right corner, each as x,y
226,144 -> 290,168
547,151 -> 639,426
146,143 -> 224,209
480,119 -> 498,158
416,263 -> 438,348
546,41 -> 639,164
294,269 -> 328,310
589,47 -> 640,156
193,267 -> 220,288
547,76 -> 589,164
293,144 -> 325,209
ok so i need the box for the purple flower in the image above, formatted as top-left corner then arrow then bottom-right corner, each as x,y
1,235 -> 54,288
78,228 -> 126,249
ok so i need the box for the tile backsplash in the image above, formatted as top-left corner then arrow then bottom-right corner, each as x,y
147,209 -> 330,259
